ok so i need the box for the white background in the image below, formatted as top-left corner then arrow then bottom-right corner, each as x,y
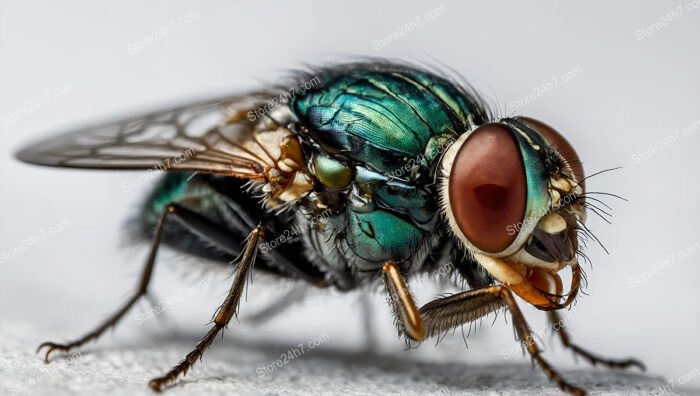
1,1 -> 699,395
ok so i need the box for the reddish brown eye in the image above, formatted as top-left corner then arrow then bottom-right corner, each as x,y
517,117 -> 585,186
449,124 -> 527,253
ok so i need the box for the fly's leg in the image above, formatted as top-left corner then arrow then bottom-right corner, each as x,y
360,292 -> 378,350
37,203 -> 189,363
148,225 -> 264,391
547,311 -> 645,370
419,286 -> 586,396
245,287 -> 308,325
382,261 -> 425,342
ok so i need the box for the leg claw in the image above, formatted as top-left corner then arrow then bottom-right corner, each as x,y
36,341 -> 72,363
148,377 -> 166,393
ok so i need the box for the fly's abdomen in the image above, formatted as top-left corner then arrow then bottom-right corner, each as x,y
135,172 -> 234,262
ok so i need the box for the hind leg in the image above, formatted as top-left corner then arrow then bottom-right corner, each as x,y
37,203 -> 187,362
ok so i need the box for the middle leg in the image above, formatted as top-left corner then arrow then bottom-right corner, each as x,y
148,225 -> 264,392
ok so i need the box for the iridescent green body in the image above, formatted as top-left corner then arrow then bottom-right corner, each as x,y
140,64 -> 499,289
15,61 -> 612,394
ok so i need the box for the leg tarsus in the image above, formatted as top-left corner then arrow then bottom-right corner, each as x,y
148,325 -> 220,392
36,294 -> 140,362
547,311 -> 645,371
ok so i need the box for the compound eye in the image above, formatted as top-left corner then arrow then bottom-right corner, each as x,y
449,123 -> 527,253
517,117 -> 585,186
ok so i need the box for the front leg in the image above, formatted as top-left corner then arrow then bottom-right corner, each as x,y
419,286 -> 586,396
547,311 -> 644,370
382,261 -> 425,342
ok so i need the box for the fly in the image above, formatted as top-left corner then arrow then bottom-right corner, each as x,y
16,62 -> 644,395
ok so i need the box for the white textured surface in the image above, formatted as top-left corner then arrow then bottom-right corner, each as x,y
1,322 -> 693,396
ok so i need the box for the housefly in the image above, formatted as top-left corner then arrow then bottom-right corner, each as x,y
16,62 -> 643,395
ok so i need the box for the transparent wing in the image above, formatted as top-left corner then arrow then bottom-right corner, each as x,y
15,93 -> 292,181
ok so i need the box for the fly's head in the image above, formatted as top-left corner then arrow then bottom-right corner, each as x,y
440,117 -> 586,309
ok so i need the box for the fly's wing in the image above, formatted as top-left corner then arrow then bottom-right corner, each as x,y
16,93 -> 293,182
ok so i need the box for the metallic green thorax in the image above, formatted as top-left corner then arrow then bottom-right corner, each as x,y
291,65 -> 489,265
292,67 -> 486,175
